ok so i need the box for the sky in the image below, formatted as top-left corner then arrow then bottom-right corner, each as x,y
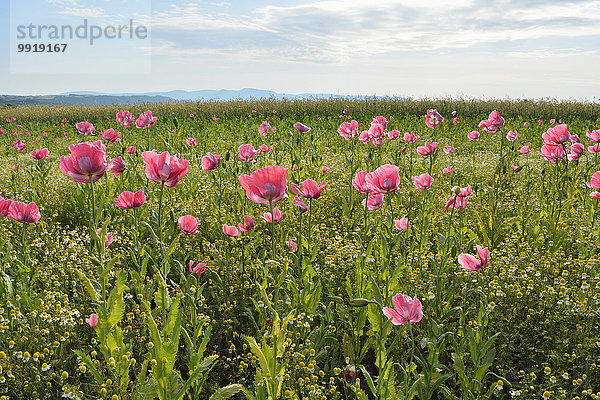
1,0 -> 599,100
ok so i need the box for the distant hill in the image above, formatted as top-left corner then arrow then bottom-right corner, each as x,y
0,94 -> 173,107
0,88 -> 391,107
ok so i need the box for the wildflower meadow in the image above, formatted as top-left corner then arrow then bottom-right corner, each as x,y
0,98 -> 599,399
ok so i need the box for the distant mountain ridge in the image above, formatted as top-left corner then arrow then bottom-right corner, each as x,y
0,88 -> 387,106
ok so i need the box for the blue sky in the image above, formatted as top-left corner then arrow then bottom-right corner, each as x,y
1,0 -> 599,100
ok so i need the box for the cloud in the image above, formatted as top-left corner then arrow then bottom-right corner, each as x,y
45,0 -> 79,4
57,7 -> 106,18
247,0 -> 600,59
143,0 -> 600,65
507,48 -> 598,58
151,3 -> 270,32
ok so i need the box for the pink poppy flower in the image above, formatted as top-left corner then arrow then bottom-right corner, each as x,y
178,215 -> 199,234
542,124 -> 570,145
352,171 -> 370,195
506,130 -> 518,142
570,134 -> 580,143
362,193 -> 384,210
258,121 -> 273,136
101,129 -> 121,143
458,245 -> 488,271
76,122 -> 95,135
115,190 -> 146,209
591,192 -> 600,199
372,116 -> 388,129
443,145 -> 454,154
291,179 -> 327,199
201,152 -> 221,171
59,140 -> 107,183
540,144 -> 566,162
238,215 -> 255,232
568,143 -> 585,161
452,117 -> 459,125
442,166 -> 453,174
417,142 -> 438,156
86,313 -> 98,328
468,131 -> 480,141
365,164 -> 400,194
524,122 -> 529,127
238,144 -> 258,162
358,130 -> 371,144
387,130 -> 400,139
586,171 -> 600,189
368,122 -> 385,139
394,217 -> 409,231
223,224 -> 241,237
30,147 -> 49,160
478,110 -> 505,134
189,261 -> 208,275
13,140 -> 26,152
292,196 -> 309,213
238,165 -> 288,205
371,137 -> 385,147
588,144 -> 600,154
142,150 -> 189,188
259,144 -> 273,153
135,110 -> 157,129
263,207 -> 284,223
338,120 -> 359,140
322,166 -> 331,173
519,146 -> 530,154
382,294 -> 423,325
126,146 -> 136,154
425,109 -> 444,128
294,122 -> 311,133
444,185 -> 471,211
186,137 -> 197,147
412,173 -> 434,190
403,131 -> 419,143
586,129 -> 600,143
0,197 -> 13,217
7,201 -> 41,223
288,238 -> 298,253
116,110 -> 134,128
110,156 -> 125,178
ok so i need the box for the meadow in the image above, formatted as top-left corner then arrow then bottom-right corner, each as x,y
0,98 -> 599,400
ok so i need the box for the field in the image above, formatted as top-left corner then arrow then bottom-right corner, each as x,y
0,98 -> 599,400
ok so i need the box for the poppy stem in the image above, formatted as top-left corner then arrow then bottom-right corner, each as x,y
89,179 -> 97,231
592,197 -> 599,229
158,181 -> 166,267
269,200 -> 276,260
408,320 -> 415,371
387,191 -> 395,226
308,198 -> 313,255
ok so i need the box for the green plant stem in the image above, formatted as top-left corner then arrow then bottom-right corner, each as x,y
269,200 -> 276,260
158,181 -> 166,266
387,191 -> 395,227
408,321 -> 415,371
592,197 -> 599,228
89,179 -> 97,231
307,198 -> 313,255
